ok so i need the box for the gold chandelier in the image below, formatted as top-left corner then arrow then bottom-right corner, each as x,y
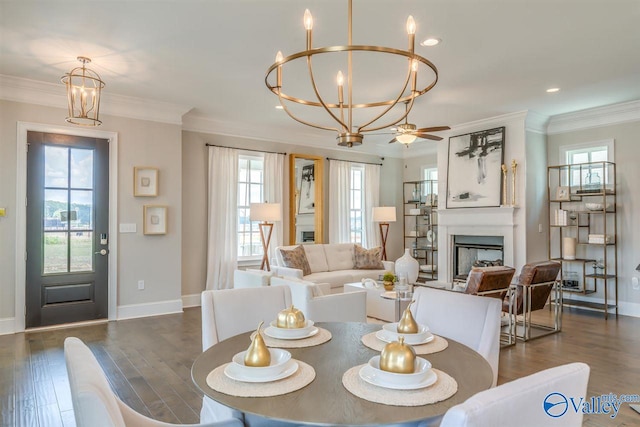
265,0 -> 439,147
61,56 -> 105,126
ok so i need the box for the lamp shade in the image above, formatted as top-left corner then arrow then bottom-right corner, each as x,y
372,206 -> 397,223
250,203 -> 282,222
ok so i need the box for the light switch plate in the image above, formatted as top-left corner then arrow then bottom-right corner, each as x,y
119,223 -> 137,233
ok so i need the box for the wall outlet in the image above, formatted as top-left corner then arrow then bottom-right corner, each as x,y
632,277 -> 639,290
138,280 -> 145,290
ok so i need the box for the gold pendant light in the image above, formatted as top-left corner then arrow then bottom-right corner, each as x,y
61,57 -> 105,126
265,0 -> 439,147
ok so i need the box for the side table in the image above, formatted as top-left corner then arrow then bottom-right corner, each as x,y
344,282 -> 410,322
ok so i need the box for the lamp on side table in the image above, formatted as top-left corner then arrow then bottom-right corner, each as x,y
250,202 -> 282,271
373,206 -> 396,261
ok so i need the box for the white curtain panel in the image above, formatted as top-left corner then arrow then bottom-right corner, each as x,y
362,163 -> 381,248
206,147 -> 238,290
264,152 -> 285,265
329,159 -> 352,243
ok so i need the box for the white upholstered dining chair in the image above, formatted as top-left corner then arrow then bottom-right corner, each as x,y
437,362 -> 590,427
200,286 -> 293,423
411,286 -> 502,386
64,337 -> 244,427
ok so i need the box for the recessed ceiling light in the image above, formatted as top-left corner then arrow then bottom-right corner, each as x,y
546,87 -> 560,93
275,105 -> 284,109
420,38 -> 441,47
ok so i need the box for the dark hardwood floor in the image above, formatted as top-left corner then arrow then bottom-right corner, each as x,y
0,307 -> 638,426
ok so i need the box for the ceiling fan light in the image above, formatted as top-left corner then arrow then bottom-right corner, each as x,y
397,134 -> 417,144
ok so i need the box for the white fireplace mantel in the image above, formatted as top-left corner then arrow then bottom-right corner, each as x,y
437,207 -> 521,283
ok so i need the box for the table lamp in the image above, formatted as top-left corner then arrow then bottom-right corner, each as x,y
372,206 -> 397,261
250,202 -> 282,271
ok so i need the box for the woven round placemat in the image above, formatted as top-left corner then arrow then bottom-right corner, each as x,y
361,332 -> 448,354
342,365 -> 457,406
260,327 -> 332,348
206,360 -> 315,397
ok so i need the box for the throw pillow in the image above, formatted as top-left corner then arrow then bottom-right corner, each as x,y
354,245 -> 384,269
278,245 -> 312,276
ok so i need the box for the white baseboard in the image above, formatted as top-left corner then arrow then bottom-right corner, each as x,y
182,293 -> 201,308
0,318 -> 15,335
117,299 -> 183,320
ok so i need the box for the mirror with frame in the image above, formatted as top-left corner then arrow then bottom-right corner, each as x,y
289,154 -> 324,244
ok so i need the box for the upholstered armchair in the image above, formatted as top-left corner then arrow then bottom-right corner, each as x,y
270,276 -> 367,323
504,261 -> 562,341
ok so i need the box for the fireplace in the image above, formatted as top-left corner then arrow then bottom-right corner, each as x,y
452,235 -> 504,282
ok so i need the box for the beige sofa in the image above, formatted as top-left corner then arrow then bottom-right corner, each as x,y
272,243 -> 394,293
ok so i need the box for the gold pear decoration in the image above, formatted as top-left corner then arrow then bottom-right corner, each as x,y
379,336 -> 416,373
244,321 -> 271,367
397,300 -> 418,334
276,305 -> 306,329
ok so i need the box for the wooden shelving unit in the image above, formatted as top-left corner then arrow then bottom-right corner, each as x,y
403,180 -> 438,282
547,161 -> 618,318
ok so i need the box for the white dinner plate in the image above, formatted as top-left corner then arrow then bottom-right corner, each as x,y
376,329 -> 435,345
359,364 -> 438,390
224,360 -> 298,383
264,325 -> 319,340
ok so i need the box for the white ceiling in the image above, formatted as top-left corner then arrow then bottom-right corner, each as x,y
2,0 -> 640,157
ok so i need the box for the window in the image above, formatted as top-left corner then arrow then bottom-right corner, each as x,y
422,166 -> 438,195
237,155 -> 264,259
349,165 -> 364,244
561,140 -> 613,187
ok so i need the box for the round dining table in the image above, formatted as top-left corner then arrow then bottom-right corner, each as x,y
192,322 -> 493,426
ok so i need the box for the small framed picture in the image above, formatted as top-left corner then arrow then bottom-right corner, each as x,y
143,205 -> 167,235
556,186 -> 571,201
134,167 -> 159,197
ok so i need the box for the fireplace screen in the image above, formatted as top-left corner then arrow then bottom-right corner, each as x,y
453,235 -> 504,281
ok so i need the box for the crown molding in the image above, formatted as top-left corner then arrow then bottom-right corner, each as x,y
182,113 -> 406,158
524,110 -> 549,134
0,74 -> 191,125
547,99 -> 640,135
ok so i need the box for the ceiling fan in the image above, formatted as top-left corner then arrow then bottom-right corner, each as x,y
383,102 -> 450,145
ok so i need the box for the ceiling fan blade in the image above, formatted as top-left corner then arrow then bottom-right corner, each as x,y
388,137 -> 399,144
414,133 -> 443,141
415,126 -> 451,133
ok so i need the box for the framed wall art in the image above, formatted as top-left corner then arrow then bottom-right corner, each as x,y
143,205 -> 167,235
446,126 -> 505,208
134,167 -> 158,197
298,163 -> 315,214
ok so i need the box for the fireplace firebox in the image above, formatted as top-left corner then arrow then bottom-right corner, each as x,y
453,235 -> 504,282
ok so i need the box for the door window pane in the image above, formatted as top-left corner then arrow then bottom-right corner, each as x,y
70,148 -> 93,189
44,232 -> 68,274
70,232 -> 93,272
44,146 -> 69,188
44,189 -> 69,231
70,190 -> 93,230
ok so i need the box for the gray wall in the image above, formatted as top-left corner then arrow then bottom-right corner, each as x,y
0,99 -> 183,324
525,130 -> 549,263
548,121 -> 640,314
181,130 -> 404,298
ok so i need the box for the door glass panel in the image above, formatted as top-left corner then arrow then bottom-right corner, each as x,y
70,190 -> 93,230
44,146 -> 69,188
70,148 -> 93,189
44,232 -> 68,274
44,189 -> 69,231
70,231 -> 93,272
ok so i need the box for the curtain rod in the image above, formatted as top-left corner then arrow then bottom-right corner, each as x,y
326,157 -> 384,166
205,143 -> 286,156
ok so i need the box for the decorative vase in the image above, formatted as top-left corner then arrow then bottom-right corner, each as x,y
395,249 -> 419,284
383,281 -> 394,291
